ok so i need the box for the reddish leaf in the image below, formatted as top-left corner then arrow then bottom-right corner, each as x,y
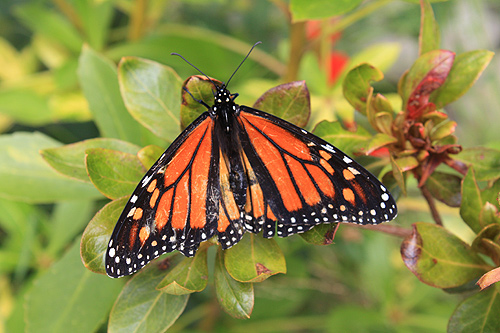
404,50 -> 455,119
477,267 -> 500,290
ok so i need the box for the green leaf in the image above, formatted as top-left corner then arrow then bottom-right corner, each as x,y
425,171 -> 462,207
41,138 -> 141,182
448,287 -> 500,332
430,50 -> 494,108
471,224 -> 500,265
47,201 -> 94,256
0,132 -> 101,203
14,3 -> 83,53
215,247 -> 254,319
313,120 -> 371,156
25,241 -> 123,333
453,147 -> 500,182
460,168 -> 489,233
81,198 -> 127,274
180,75 -> 222,129
0,88 -> 53,126
343,63 -> 384,114
0,199 -> 38,273
78,46 -> 144,145
401,222 -> 489,288
72,0 -> 113,51
290,0 -> 363,21
86,148 -> 145,200
138,145 -> 165,170
366,133 -> 398,156
157,247 -> 209,295
224,234 -> 286,283
300,223 -> 339,245
419,0 -> 440,55
390,154 -> 408,195
118,57 -> 183,141
109,259 -> 189,333
253,81 -> 310,127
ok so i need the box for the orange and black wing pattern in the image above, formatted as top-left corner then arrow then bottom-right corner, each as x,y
106,113 -> 223,278
236,106 -> 397,238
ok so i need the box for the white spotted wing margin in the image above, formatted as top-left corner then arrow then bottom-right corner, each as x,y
234,105 -> 397,239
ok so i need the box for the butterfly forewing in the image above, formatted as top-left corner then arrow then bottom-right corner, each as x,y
106,113 -> 219,278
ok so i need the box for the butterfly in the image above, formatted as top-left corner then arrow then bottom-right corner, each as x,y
105,43 -> 397,278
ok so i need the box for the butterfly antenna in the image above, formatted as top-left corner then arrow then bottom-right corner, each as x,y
226,41 -> 262,87
171,52 -> 218,94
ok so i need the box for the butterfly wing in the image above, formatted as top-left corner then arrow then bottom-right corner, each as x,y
106,112 -> 221,278
236,106 -> 397,238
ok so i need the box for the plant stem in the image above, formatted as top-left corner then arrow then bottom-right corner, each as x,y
285,21 -> 306,82
52,0 -> 83,32
420,184 -> 443,225
324,0 -> 394,36
129,0 -> 148,41
353,224 -> 412,238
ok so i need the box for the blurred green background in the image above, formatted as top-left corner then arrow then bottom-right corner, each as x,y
0,0 -> 498,331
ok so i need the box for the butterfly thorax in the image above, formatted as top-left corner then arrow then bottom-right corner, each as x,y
211,85 -> 240,134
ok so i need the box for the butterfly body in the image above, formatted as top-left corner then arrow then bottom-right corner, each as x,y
105,83 -> 397,278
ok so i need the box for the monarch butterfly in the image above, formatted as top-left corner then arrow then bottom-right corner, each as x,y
105,43 -> 397,278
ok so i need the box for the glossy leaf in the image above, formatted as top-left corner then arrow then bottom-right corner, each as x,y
79,46 -> 146,145
224,234 -> 286,283
425,171 -> 462,207
137,145 -> 164,170
26,241 -> 123,333
343,63 -> 384,114
86,148 -> 145,200
109,259 -> 189,333
431,50 -> 494,108
290,0 -> 363,21
81,198 -> 127,274
390,155 -> 407,195
429,120 -> 456,141
180,75 -> 222,129
300,223 -> 339,245
401,222 -> 489,288
0,132 -> 101,203
119,57 -> 183,142
366,133 -> 398,156
215,248 -> 254,319
253,81 -> 310,127
157,246 -> 209,295
453,147 -> 500,181
448,286 -> 500,332
41,138 -> 141,182
419,0 -> 440,55
460,168 -> 487,233
313,120 -> 371,156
